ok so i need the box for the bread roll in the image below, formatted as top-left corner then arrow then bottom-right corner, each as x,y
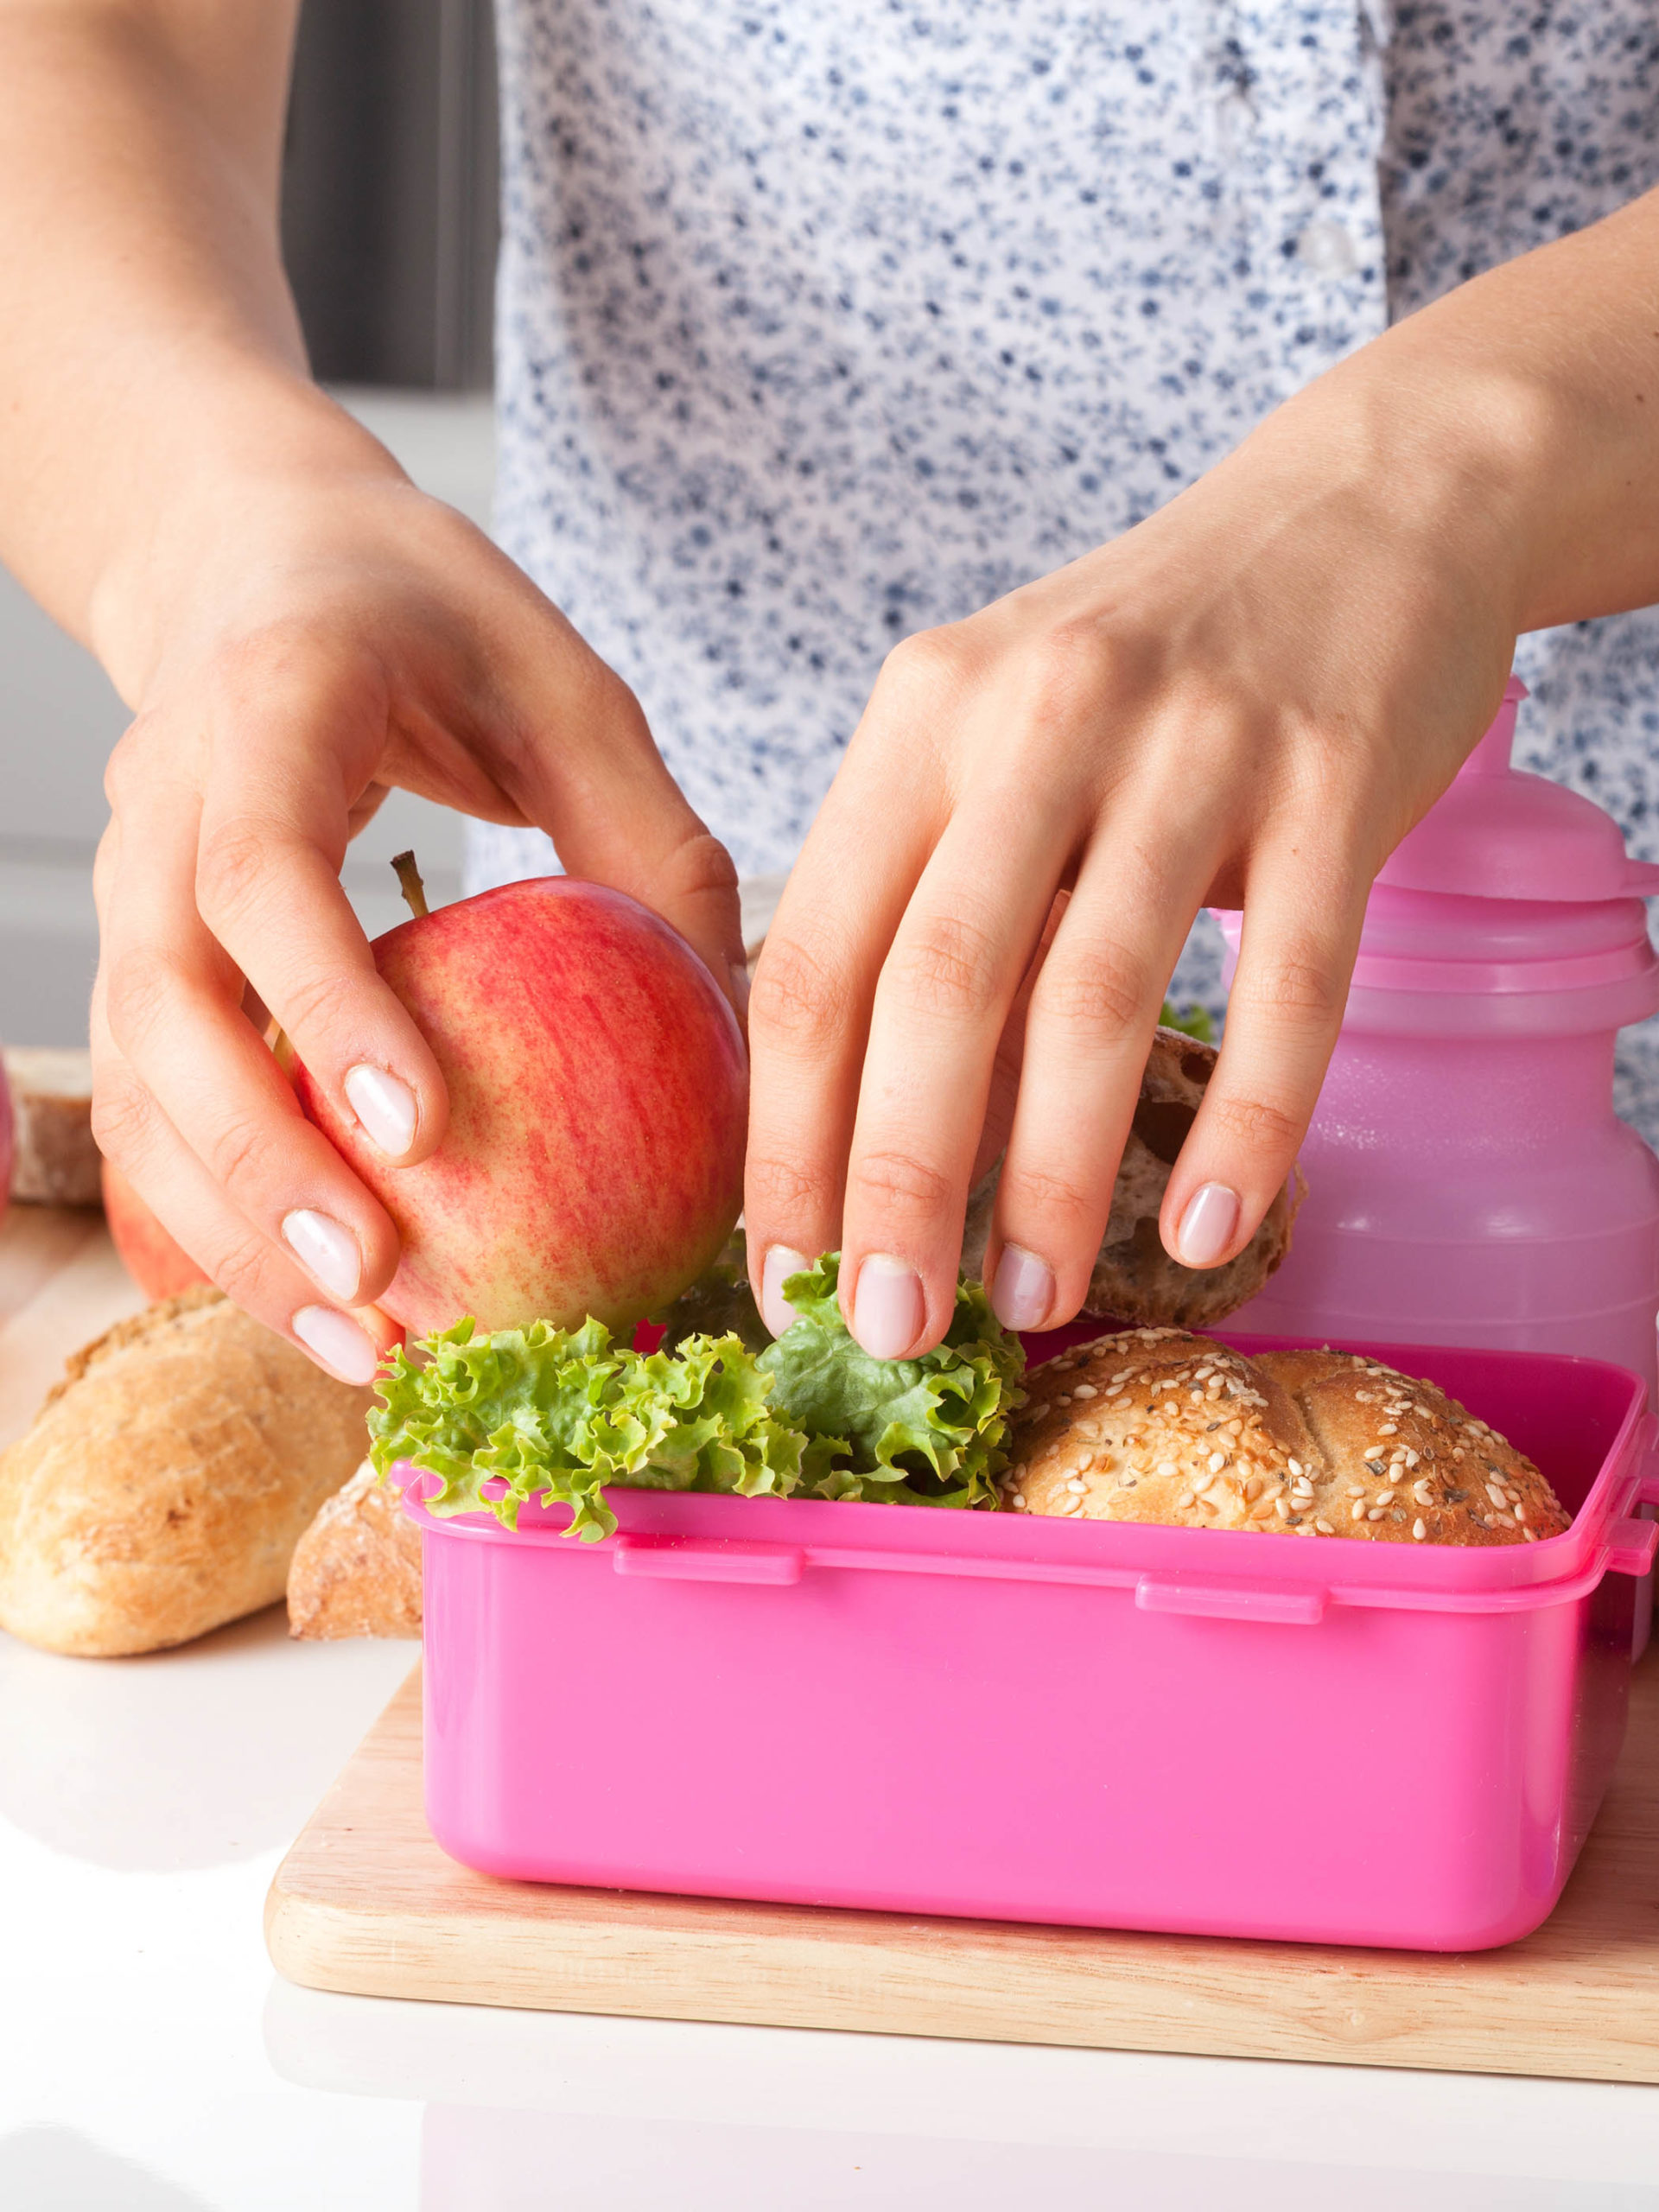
0,1287 -> 373,1656
3,1046 -> 101,1206
962,1029 -> 1302,1327
1003,1328 -> 1570,1545
287,1461 -> 423,1639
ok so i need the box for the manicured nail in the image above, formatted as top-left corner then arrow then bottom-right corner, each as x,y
344,1064 -> 417,1158
293,1304 -> 380,1386
991,1243 -> 1056,1332
851,1253 -> 925,1362
282,1209 -> 362,1303
760,1244 -> 809,1339
1175,1182 -> 1241,1268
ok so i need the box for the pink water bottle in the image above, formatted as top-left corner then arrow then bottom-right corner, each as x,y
1217,678 -> 1659,1394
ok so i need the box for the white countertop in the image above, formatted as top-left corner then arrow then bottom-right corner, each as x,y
3,1610 -> 1659,2209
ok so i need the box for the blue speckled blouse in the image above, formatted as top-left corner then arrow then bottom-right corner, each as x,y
468,0 -> 1659,1124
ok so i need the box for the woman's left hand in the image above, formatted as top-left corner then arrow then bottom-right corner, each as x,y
741,186 -> 1659,1358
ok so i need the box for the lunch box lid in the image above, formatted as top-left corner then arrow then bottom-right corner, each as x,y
395,1331 -> 1659,1626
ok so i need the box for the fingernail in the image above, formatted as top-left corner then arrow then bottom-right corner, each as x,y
728,958 -> 753,1021
851,1253 -> 925,1362
991,1243 -> 1056,1332
282,1209 -> 362,1303
760,1244 -> 809,1340
293,1304 -> 381,1386
344,1065 -> 417,1157
1175,1182 -> 1241,1268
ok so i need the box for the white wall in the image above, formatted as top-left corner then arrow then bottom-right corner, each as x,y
0,390 -> 489,1048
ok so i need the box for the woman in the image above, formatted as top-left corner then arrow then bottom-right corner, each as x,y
2,1 -> 1656,1380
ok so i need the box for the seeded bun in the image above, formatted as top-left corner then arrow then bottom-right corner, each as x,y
1003,1330 -> 1571,1546
962,1028 -> 1302,1328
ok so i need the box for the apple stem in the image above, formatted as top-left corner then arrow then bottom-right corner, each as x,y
391,850 -> 429,919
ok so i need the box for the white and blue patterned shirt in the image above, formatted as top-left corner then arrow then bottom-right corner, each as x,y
468,0 -> 1659,1116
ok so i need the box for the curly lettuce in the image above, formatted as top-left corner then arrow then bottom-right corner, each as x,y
369,1253 -> 1026,1538
368,1318 -> 810,1541
759,1254 -> 1025,1510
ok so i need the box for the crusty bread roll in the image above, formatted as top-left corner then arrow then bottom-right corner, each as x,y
287,1460 -> 422,1639
962,1028 -> 1302,1327
0,1287 -> 373,1656
1003,1327 -> 1570,1545
3,1046 -> 102,1206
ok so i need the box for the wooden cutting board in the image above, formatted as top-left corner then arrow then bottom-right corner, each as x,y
267,1655 -> 1659,2082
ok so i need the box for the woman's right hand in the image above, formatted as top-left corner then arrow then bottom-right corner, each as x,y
89,448 -> 746,1382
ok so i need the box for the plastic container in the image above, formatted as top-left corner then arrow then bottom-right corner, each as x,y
1217,679 -> 1659,1394
399,1325 -> 1659,1952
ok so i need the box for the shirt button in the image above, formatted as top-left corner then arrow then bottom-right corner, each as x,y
1212,88 -> 1255,156
1296,219 -> 1359,277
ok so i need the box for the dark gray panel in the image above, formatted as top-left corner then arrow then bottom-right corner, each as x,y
281,0 -> 498,389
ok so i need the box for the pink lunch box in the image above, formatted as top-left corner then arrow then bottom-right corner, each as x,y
397,1328 -> 1659,1953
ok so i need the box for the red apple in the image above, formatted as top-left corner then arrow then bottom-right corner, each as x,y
101,1158 -> 212,1300
290,878 -> 747,1338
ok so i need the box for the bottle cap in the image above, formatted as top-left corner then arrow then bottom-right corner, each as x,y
1376,679 -> 1659,903
1211,677 -> 1659,1034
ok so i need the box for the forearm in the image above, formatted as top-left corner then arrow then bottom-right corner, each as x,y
1240,187 -> 1659,639
0,1 -> 398,702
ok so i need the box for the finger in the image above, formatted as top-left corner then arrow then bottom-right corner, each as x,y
1157,845 -> 1363,1268
182,654 -> 451,1171
479,616 -> 748,1014
90,993 -> 383,1385
740,708 -> 953,1338
836,805 -> 1072,1358
102,732 -> 407,1310
985,823 -> 1214,1330
969,888 -> 1071,1189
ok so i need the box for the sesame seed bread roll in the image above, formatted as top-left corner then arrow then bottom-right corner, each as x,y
1005,1329 -> 1321,1532
1003,1332 -> 1571,1545
1249,1349 -> 1571,1546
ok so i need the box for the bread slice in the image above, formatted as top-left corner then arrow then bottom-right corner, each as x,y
3,1045 -> 101,1207
287,1461 -> 423,1639
0,1287 -> 374,1655
1003,1329 -> 1570,1546
961,1027 -> 1302,1327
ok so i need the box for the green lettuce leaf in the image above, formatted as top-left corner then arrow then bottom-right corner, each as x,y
1160,998 -> 1214,1043
368,1316 -> 809,1541
758,1254 -> 1025,1510
369,1255 -> 1027,1536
